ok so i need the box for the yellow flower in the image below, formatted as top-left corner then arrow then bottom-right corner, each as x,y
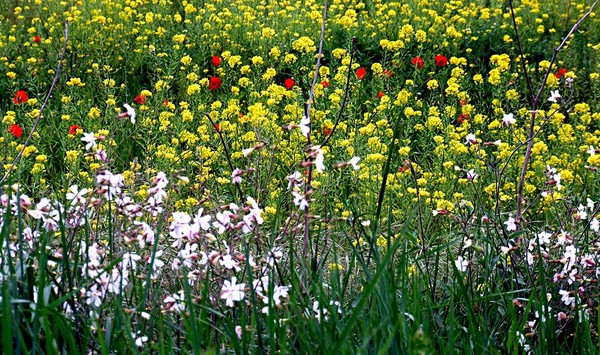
180,55 -> 192,66
269,46 -> 281,59
88,107 -> 101,119
505,89 -> 519,101
328,263 -> 343,271
371,63 -> 383,75
488,69 -> 501,85
66,77 -> 85,87
172,34 -> 185,43
292,36 -> 316,53
65,150 -> 79,163
187,84 -> 201,95
332,48 -> 347,59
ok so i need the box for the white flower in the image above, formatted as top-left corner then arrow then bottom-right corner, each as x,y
536,231 -> 552,245
287,171 -> 303,189
548,90 -> 561,103
575,204 -> 588,220
133,332 -> 148,348
213,211 -> 233,234
587,145 -> 596,156
465,133 -> 477,145
311,146 -> 325,172
194,208 -> 211,231
348,156 -> 360,170
85,285 -> 103,307
163,291 -> 186,313
466,169 -> 478,182
94,149 -> 107,162
242,147 -> 254,157
587,198 -> 595,210
220,254 -> 241,271
122,252 -> 141,271
81,132 -> 97,150
455,256 -> 469,272
300,115 -> 310,137
553,173 -> 563,191
591,218 -> 599,232
462,238 -> 473,249
221,277 -> 245,307
502,113 -> 516,126
123,103 -> 136,124
504,216 -> 517,232
292,191 -> 309,210
231,168 -> 243,184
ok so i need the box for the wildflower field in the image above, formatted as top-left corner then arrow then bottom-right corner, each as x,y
1,0 -> 600,353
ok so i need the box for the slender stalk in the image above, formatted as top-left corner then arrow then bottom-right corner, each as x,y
0,21 -> 69,185
204,112 -> 245,202
320,37 -> 356,149
302,0 -> 328,257
510,0 -> 598,224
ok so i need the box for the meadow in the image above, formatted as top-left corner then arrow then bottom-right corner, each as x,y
1,0 -> 600,353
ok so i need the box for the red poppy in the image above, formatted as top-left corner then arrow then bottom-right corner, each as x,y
398,166 -> 410,173
554,68 -> 568,79
13,90 -> 28,104
321,80 -> 330,88
9,124 -> 23,138
214,123 -> 221,132
284,78 -> 295,90
211,55 -> 221,67
355,67 -> 366,80
69,124 -> 83,135
459,98 -> 467,107
134,94 -> 146,104
457,113 -> 470,125
382,69 -> 393,78
209,76 -> 222,91
323,126 -> 332,137
163,99 -> 170,107
435,54 -> 448,67
377,90 -> 385,99
33,35 -> 41,43
411,56 -> 424,69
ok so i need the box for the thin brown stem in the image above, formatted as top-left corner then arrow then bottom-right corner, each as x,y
321,37 -> 356,149
507,0 -> 535,101
0,21 -> 69,185
511,1 -> 598,224
204,112 -> 245,203
302,0 -> 328,258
